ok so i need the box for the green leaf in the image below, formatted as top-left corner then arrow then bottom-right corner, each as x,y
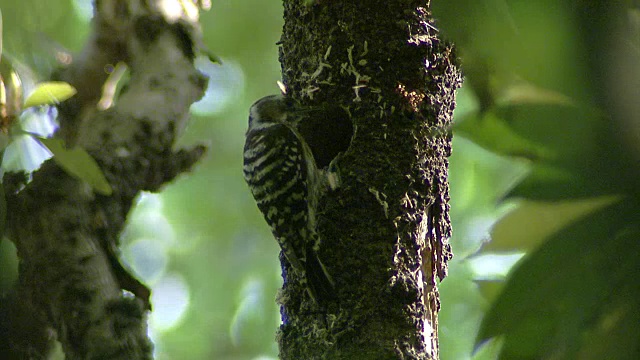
23,81 -> 76,108
455,110 -> 554,161
477,199 -> 640,359
487,196 -> 620,253
503,165 -> 579,200
505,163 -> 623,201
0,55 -> 24,120
0,8 -> 3,62
0,182 -> 5,242
37,138 -> 112,195
494,103 -> 605,164
497,82 -> 576,108
0,131 -> 9,152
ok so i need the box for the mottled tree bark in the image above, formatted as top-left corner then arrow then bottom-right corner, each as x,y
3,1 -> 207,358
277,0 -> 460,359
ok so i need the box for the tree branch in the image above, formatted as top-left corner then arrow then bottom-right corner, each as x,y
4,1 -> 207,358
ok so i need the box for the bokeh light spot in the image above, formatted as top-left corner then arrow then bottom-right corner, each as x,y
151,274 -> 191,331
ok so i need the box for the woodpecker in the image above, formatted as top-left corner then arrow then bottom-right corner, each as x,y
243,94 -> 334,304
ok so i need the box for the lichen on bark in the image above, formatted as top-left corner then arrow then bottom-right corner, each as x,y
277,1 -> 460,359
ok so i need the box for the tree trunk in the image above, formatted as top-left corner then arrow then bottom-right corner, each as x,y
278,1 -> 460,359
3,1 -> 207,358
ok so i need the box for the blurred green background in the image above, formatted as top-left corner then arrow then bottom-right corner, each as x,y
1,1 -> 638,359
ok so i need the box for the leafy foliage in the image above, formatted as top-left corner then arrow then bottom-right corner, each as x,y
478,199 -> 640,359
0,7 -> 107,198
23,81 -> 76,108
37,137 -> 112,195
435,0 -> 640,358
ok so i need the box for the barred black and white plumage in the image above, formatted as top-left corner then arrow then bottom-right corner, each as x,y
243,94 -> 334,304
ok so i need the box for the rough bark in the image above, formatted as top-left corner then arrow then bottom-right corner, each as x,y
278,1 -> 460,359
3,1 -> 207,358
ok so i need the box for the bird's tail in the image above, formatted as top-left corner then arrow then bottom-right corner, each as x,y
303,244 -> 335,305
